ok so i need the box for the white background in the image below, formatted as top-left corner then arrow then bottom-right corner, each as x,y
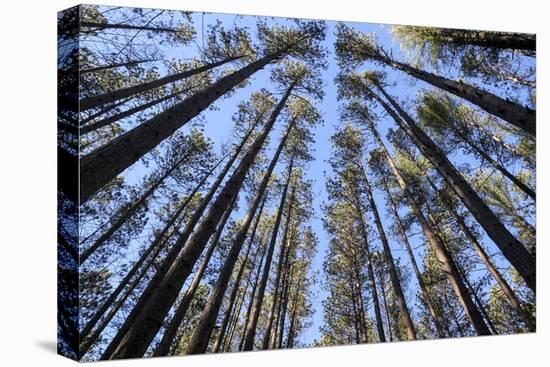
0,0 -> 546,365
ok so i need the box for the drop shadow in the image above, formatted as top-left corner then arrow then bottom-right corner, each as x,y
36,340 -> 57,355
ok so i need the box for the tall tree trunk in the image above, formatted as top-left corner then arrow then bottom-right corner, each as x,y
464,117 -> 535,169
261,176 -> 297,350
376,57 -> 536,136
80,192 -> 195,353
241,154 -> 296,351
433,29 -> 536,55
377,272 -> 393,341
238,229 -> 269,351
277,261 -> 296,348
354,200 -> 387,342
223,287 -> 247,352
348,271 -> 362,344
211,194 -> 269,353
364,116 -> 492,335
81,21 -> 188,34
371,83 -> 536,292
423,204 -> 499,336
285,274 -> 304,348
59,58 -> 159,76
359,162 -> 417,340
103,85 -> 295,360
80,98 -> 130,126
450,124 -> 535,200
80,202 -> 191,356
81,83 -> 201,134
152,194 -> 238,357
82,151 -> 224,346
101,100 -> 271,360
80,158 -> 219,352
186,121 -> 296,355
80,50 -> 285,203
79,56 -> 242,111
80,146 -> 201,262
351,256 -> 369,343
380,179 -> 447,338
425,177 -> 536,331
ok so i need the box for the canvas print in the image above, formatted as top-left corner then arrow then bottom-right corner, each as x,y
57,4 -> 536,362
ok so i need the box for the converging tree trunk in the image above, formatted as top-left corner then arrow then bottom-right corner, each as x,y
370,83 -> 536,292
79,172 -> 211,354
103,84 -> 295,360
241,155 -> 296,351
238,228 -> 269,351
377,58 -> 536,136
80,50 -> 286,203
81,83 -> 201,134
424,176 -> 536,331
262,182 -> 297,350
363,115 -> 491,335
211,194 -> 269,353
80,146 -> 203,262
100,106 -> 266,359
152,194 -> 239,357
379,178 -> 447,338
79,56 -> 242,111
355,201 -> 387,342
358,161 -> 417,340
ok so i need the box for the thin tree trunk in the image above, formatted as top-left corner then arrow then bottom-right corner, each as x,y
80,50 -> 285,203
59,58 -> 158,76
223,282 -> 250,352
378,273 -> 393,341
352,258 -> 369,343
459,265 -> 498,335
101,103 -> 268,360
434,29 -> 536,55
277,261 -> 295,348
211,194 -> 269,353
80,146 -> 199,262
359,162 -> 417,340
238,229 -> 269,351
81,98 -> 130,126
81,21 -> 187,34
371,83 -> 536,292
241,153 -> 296,351
79,161 -> 218,351
364,115 -> 492,335
152,194 -> 238,357
80,210 -> 187,356
79,56 -> 242,111
423,205 -> 499,336
186,121 -> 297,355
348,272 -> 362,344
81,83 -> 201,134
354,200 -> 387,342
423,175 -> 535,331
103,85 -> 295,360
285,274 -> 304,348
377,57 -> 536,136
450,124 -> 535,200
380,179 -> 447,338
261,177 -> 298,350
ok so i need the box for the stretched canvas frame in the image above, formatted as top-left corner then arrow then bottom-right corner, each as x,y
58,4 -> 536,362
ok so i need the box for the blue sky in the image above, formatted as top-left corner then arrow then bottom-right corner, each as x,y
80,6 -> 535,350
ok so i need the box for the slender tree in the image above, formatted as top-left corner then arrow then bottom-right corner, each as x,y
78,21 -> 326,203
363,74 -> 535,292
335,24 -> 536,136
